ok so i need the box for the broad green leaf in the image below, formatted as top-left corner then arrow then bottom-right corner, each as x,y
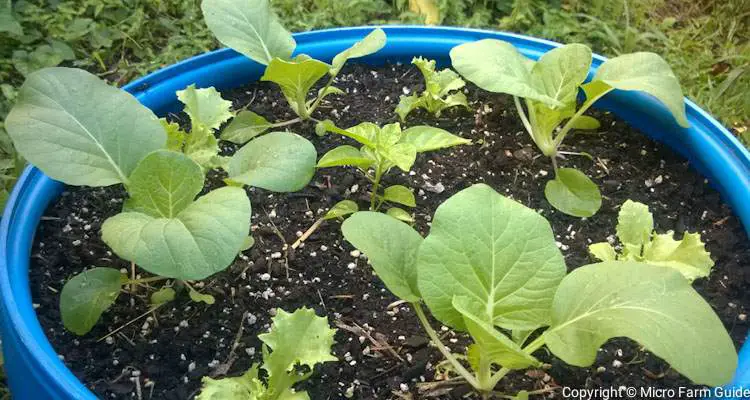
319,120 -> 377,147
544,261 -> 736,386
569,115 -> 600,130
221,110 -> 273,144
317,145 -> 373,169
102,187 -> 251,280
330,28 -> 386,75
642,232 -> 714,281
580,80 -> 613,107
323,200 -> 359,220
417,184 -> 566,330
377,122 -> 404,148
201,0 -> 295,66
386,207 -> 414,223
511,329 -> 533,347
160,119 -> 187,151
11,43 -> 75,76
383,185 -> 416,207
227,132 -> 316,192
60,268 -> 126,335
177,85 -> 234,131
466,344 -> 481,372
588,242 -> 617,261
531,44 -> 592,108
197,366 -> 264,400
260,308 -> 336,392
0,0 -> 22,36
595,52 -> 689,127
189,288 -> 216,305
5,67 -> 165,186
450,40 -> 561,106
382,142 -> 416,172
395,94 -> 424,121
261,57 -> 329,117
453,296 -> 540,369
401,126 -> 471,152
124,151 -> 204,218
544,168 -> 601,217
150,287 -> 176,305
342,211 -> 423,302
616,199 -> 653,256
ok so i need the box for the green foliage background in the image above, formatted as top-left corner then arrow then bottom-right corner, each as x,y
0,0 -> 747,197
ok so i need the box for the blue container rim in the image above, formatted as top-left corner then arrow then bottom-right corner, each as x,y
1,26 -> 748,399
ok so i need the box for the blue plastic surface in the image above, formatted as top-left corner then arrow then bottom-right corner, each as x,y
1,26 -> 748,399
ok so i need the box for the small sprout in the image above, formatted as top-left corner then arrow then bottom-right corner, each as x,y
396,57 -> 469,121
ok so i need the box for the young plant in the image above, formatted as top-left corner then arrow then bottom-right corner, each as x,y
342,184 -> 736,398
589,199 -> 714,281
450,40 -> 689,217
5,68 -> 254,334
317,120 -> 470,221
396,56 -> 469,121
201,0 -> 386,144
290,200 -> 359,250
197,307 -> 337,400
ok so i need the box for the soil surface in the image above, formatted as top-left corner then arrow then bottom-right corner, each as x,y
31,63 -> 750,399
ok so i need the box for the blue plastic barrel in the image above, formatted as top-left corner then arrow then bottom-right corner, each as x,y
1,26 -> 748,399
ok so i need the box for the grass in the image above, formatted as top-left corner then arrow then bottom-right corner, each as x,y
0,0 -> 746,393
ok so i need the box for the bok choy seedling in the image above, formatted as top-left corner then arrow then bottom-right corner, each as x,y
201,0 -> 386,144
396,57 -> 469,121
197,308 -> 337,400
342,184 -> 736,398
589,199 -> 714,281
5,67 -> 255,335
316,120 -> 470,221
450,40 -> 689,217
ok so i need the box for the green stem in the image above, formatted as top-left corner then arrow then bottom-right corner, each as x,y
369,163 -> 384,211
412,302 -> 481,389
307,73 -> 338,116
513,96 -> 534,140
126,276 -> 168,285
553,87 -> 614,149
488,335 -> 547,388
270,117 -> 302,129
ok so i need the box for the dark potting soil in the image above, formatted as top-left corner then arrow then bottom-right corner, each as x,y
30,63 -> 750,400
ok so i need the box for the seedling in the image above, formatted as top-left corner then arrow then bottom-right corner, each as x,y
197,308 -> 337,399
316,120 -> 470,220
291,200 -> 359,250
589,199 -> 714,281
396,56 -> 469,121
342,184 -> 736,398
450,40 -> 689,217
201,0 -> 386,144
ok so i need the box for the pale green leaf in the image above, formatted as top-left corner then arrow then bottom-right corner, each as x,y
201,0 -> 295,66
595,52 -> 688,127
60,268 -> 126,335
382,142 -> 416,172
342,212 -> 422,302
241,236 -> 255,251
453,296 -> 540,369
544,261 -> 736,386
642,232 -> 714,281
450,40 -> 561,106
386,207 -> 414,223
323,200 -> 359,220
317,86 -> 344,102
160,119 -> 187,151
616,199 -> 653,256
544,168 -> 601,217
197,366 -> 264,400
150,287 -> 176,305
260,308 -> 336,393
383,185 -> 416,207
417,184 -> 566,330
588,242 -> 617,261
317,145 -> 373,169
441,92 -> 470,110
330,28 -> 386,75
569,115 -> 600,130
319,120 -> 377,147
124,150 -> 204,218
261,57 -> 329,116
531,44 -> 592,108
5,67 -> 165,186
400,126 -> 471,152
513,391 -> 530,400
177,85 -> 234,131
0,0 -> 22,36
221,110 -> 272,144
395,94 -> 424,121
378,122 -> 404,147
184,125 -> 224,170
227,131 -> 316,192
189,288 -> 216,305
102,187 -> 251,280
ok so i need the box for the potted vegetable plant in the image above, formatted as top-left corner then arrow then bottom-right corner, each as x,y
1,0 -> 749,399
